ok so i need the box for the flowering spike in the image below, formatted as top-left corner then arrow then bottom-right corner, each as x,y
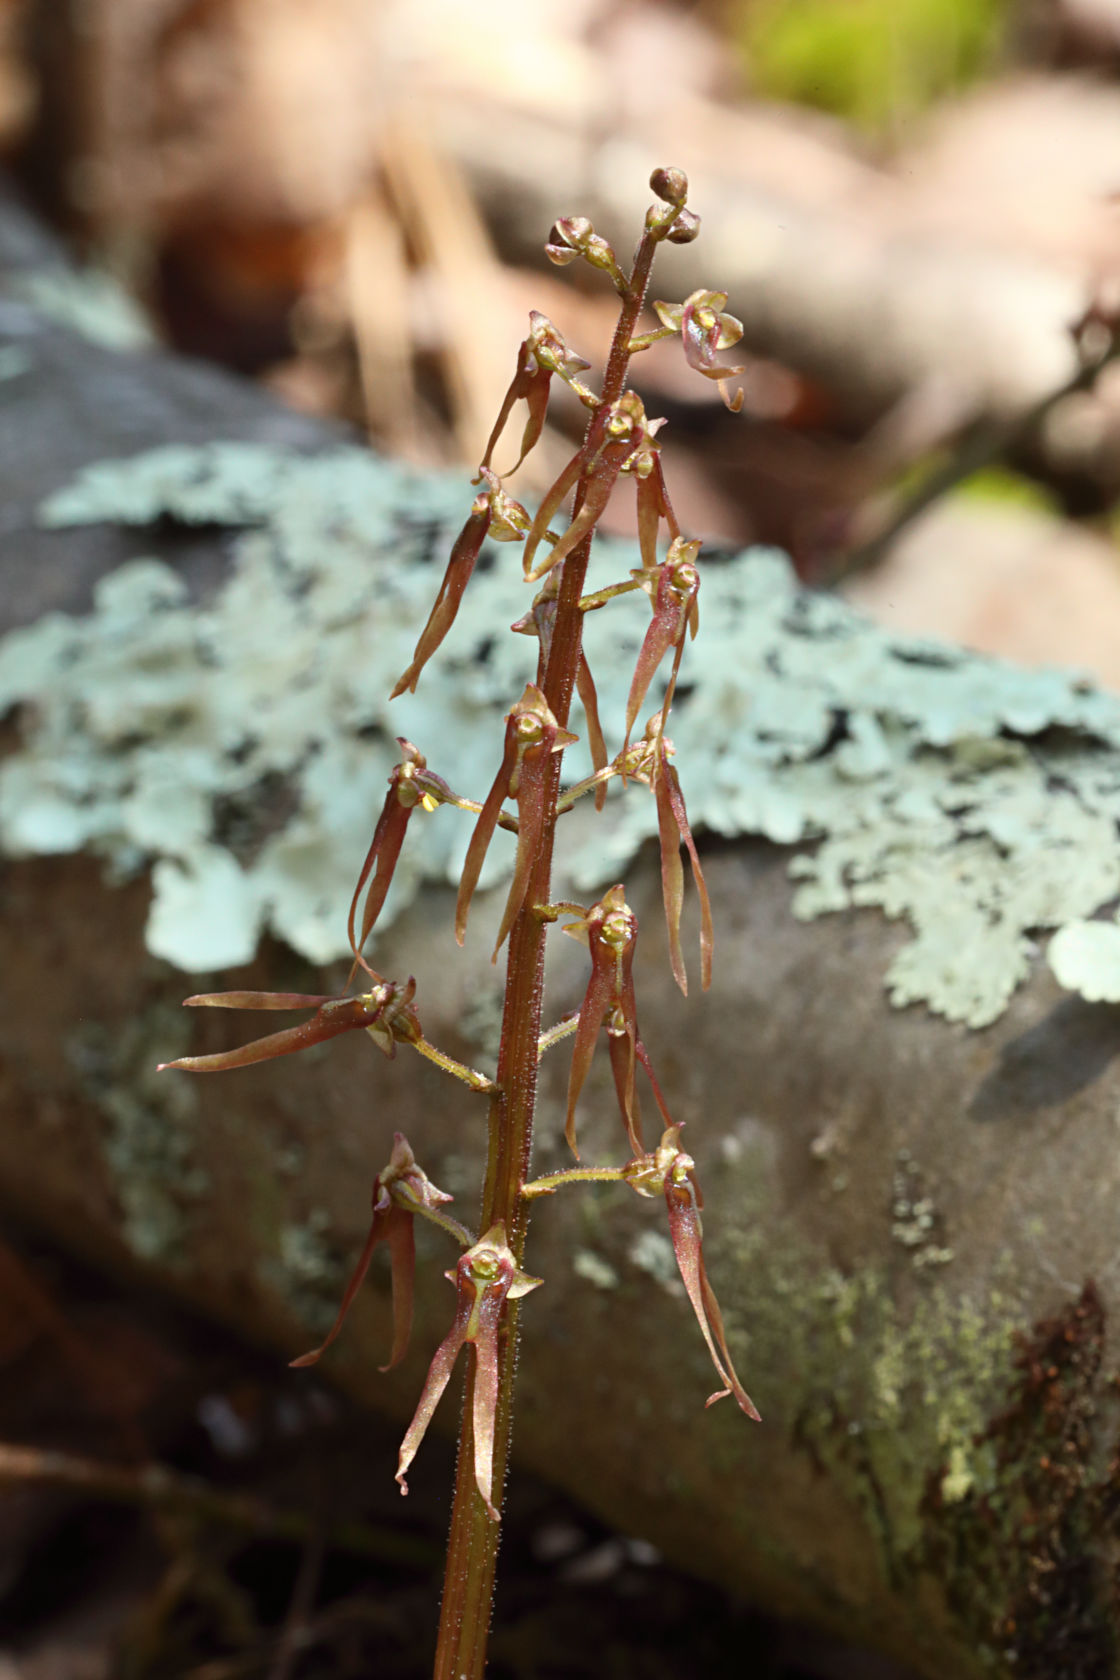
623,539 -> 701,753
624,1129 -> 760,1421
563,886 -> 653,1157
396,1225 -> 541,1520
157,977 -> 423,1074
391,495 -> 492,698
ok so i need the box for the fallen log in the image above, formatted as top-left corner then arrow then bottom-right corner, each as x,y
3,184 -> 1120,1680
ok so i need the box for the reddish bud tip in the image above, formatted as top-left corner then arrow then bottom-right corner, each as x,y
650,166 -> 688,205
666,208 -> 701,245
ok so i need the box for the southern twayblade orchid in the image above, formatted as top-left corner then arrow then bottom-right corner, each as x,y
630,716 -> 713,995
395,1225 -> 541,1521
347,740 -> 450,981
521,392 -> 652,583
479,312 -> 597,479
512,574 -> 609,805
391,494 -> 491,699
391,480 -> 531,700
156,169 -> 756,1676
562,886 -> 673,1158
624,1127 -> 760,1420
455,684 -> 576,955
291,1133 -> 470,1373
623,537 -> 701,754
156,974 -> 425,1074
652,290 -> 746,413
522,1124 -> 759,1422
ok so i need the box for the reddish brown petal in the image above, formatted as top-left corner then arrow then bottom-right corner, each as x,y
564,963 -> 614,1157
607,1028 -> 643,1157
470,1284 -> 507,1520
159,995 -> 382,1073
455,729 -> 519,947
663,759 -> 713,992
289,1207 -> 387,1369
665,1182 -> 760,1421
347,783 -> 414,980
520,453 -> 582,579
654,755 -> 687,994
395,1305 -> 471,1500
576,654 -> 609,811
183,992 -> 332,1010
391,496 -> 492,698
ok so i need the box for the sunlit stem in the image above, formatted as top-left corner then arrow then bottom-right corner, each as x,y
537,1012 -> 579,1059
627,326 -> 676,354
578,578 -> 644,612
438,792 -> 519,836
521,1166 -> 628,1199
412,1037 -> 497,1094
532,901 -> 588,926
414,1202 -> 477,1249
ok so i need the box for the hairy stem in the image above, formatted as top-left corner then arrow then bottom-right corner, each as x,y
432,220 -> 662,1680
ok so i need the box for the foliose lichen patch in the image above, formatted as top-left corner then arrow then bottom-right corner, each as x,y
3,442 -> 1120,1026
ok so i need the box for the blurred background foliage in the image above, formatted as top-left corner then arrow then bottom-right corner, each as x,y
737,0 -> 1011,133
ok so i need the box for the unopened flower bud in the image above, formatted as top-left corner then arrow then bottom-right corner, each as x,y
666,208 -> 701,245
650,166 -> 688,206
553,216 -> 593,248
545,243 -> 578,266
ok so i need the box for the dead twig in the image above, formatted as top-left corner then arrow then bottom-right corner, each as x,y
0,1440 -> 435,1567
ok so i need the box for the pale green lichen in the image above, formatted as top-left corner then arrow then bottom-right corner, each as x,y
66,1008 -> 206,1264
1047,917 -> 1120,1003
572,1249 -> 620,1291
6,266 -> 154,350
4,442 -> 1120,1025
260,1207 -> 349,1336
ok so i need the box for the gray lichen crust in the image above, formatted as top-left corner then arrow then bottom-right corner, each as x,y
3,441 -> 1120,1025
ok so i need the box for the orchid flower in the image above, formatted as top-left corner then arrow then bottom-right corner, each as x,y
455,684 -> 576,955
562,886 -> 673,1157
391,494 -> 491,698
521,393 -> 650,583
157,974 -> 424,1073
396,1224 -> 541,1520
512,574 -> 608,805
391,480 -> 532,699
624,1128 -> 760,1420
291,1133 -> 469,1373
347,740 -> 451,982
623,537 -> 701,753
652,291 -> 745,412
479,312 -> 597,478
629,716 -> 713,995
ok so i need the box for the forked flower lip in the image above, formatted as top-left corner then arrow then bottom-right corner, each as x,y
395,1224 -> 542,1521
